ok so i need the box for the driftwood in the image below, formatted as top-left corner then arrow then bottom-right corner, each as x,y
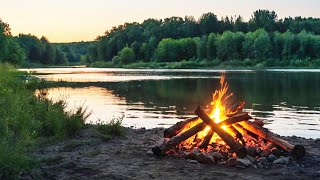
199,130 -> 214,149
195,106 -> 247,158
152,122 -> 206,156
164,117 -> 199,138
238,121 -> 306,159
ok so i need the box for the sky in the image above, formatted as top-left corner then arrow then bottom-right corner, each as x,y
0,0 -> 319,43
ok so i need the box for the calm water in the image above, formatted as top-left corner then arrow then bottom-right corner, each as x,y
20,68 -> 320,139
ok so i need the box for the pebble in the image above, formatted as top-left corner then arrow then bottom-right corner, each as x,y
245,155 -> 256,163
146,149 -> 153,155
227,157 -> 237,167
268,154 -> 277,162
196,153 -> 211,164
236,158 -> 252,168
258,157 -> 269,166
212,152 -> 224,161
246,147 -> 257,157
273,157 -> 289,165
257,162 -> 264,169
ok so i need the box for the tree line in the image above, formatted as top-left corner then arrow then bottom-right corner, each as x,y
92,9 -> 320,67
0,19 -> 90,66
2,9 -> 320,67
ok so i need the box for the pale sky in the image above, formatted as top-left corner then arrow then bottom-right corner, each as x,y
0,0 -> 319,43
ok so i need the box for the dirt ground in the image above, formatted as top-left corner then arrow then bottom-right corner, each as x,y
31,126 -> 320,180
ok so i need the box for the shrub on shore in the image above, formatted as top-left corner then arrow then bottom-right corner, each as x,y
0,63 -> 87,179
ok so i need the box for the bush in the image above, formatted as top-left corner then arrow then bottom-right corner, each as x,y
0,65 -> 88,178
97,117 -> 125,140
117,47 -> 135,64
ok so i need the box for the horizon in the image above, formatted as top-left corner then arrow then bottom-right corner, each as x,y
1,0 -> 319,43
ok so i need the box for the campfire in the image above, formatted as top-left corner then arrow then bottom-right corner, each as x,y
152,75 -> 306,168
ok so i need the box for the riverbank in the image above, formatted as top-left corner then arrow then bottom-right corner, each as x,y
89,59 -> 320,69
31,126 -> 320,179
0,64 -> 87,179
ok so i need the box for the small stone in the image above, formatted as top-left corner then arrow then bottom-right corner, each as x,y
227,157 -> 237,167
236,158 -> 252,168
267,154 -> 277,162
257,162 -> 264,169
196,153 -> 210,164
147,149 -> 153,155
246,147 -> 257,157
207,155 -> 216,164
156,138 -> 166,146
188,159 -> 199,164
245,155 -> 256,163
212,152 -> 224,161
258,157 -> 269,166
273,157 -> 289,165
182,152 -> 190,159
189,149 -> 200,160
271,147 -> 281,156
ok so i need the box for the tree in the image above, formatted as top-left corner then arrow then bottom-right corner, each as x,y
199,13 -> 219,34
207,33 -> 217,60
249,9 -> 277,32
117,47 -> 135,64
0,19 -> 25,64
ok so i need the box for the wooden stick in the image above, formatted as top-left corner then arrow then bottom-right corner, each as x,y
195,106 -> 247,158
217,112 -> 252,126
152,122 -> 206,156
198,130 -> 214,149
164,117 -> 200,138
238,121 -> 306,159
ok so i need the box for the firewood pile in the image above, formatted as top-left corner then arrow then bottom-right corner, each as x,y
151,76 -> 306,169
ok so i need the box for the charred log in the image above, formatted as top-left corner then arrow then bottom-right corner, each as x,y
152,122 -> 206,156
164,117 -> 199,138
239,121 -> 306,159
199,130 -> 214,149
195,106 -> 247,158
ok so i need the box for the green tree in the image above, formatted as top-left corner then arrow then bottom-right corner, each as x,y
199,13 -> 219,34
116,47 -> 135,64
249,9 -> 277,32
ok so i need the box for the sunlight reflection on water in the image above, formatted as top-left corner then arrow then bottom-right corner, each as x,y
25,68 -> 320,139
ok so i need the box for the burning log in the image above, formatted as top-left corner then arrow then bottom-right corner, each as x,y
152,122 -> 206,156
238,121 -> 306,159
164,117 -> 199,138
217,112 -> 252,126
229,125 -> 246,146
226,101 -> 246,117
199,130 -> 214,149
195,106 -> 247,158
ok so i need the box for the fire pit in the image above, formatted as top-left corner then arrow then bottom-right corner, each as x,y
152,75 -> 306,168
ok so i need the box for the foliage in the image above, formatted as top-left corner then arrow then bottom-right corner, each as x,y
90,9 -> 320,68
97,117 -> 125,140
115,47 -> 135,64
0,64 -> 87,178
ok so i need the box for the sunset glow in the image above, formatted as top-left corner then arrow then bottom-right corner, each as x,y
0,0 -> 319,42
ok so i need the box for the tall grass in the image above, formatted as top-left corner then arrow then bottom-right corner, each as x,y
0,63 -> 87,179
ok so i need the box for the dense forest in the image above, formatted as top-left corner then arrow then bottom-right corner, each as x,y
92,9 -> 320,68
1,9 -> 320,67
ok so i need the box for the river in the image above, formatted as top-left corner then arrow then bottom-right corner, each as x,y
20,68 -> 320,139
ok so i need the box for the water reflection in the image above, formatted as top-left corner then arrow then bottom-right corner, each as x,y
23,68 -> 320,139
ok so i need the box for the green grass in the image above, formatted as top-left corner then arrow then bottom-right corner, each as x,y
0,63 -> 88,179
97,117 -> 125,140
